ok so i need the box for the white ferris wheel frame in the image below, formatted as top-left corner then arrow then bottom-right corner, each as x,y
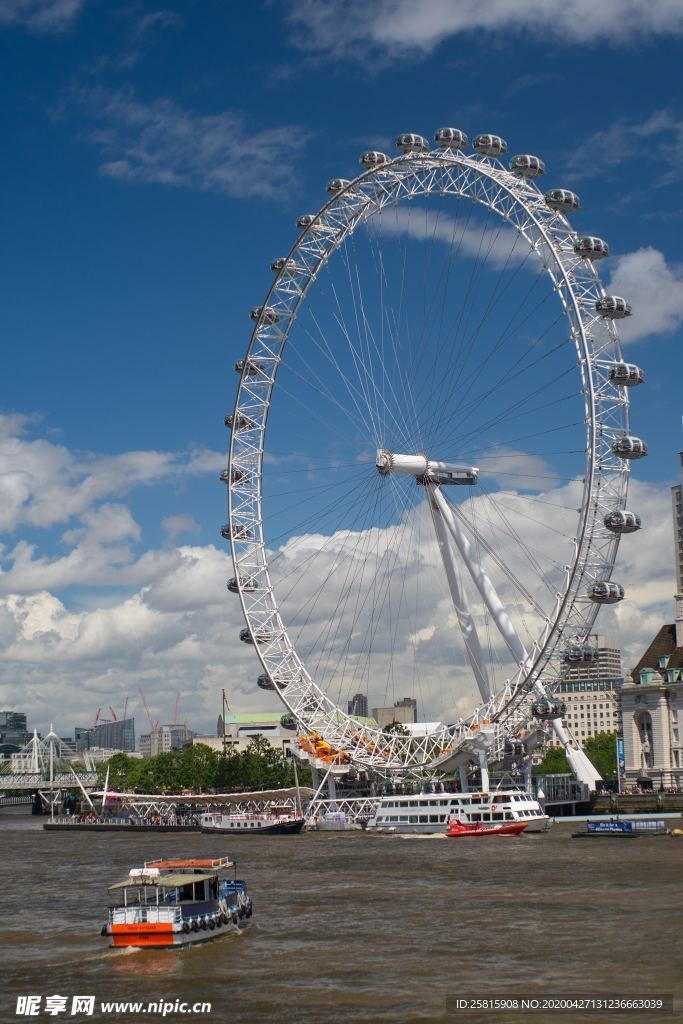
226,146 -> 631,774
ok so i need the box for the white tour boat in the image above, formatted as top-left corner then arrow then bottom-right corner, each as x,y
366,789 -> 550,834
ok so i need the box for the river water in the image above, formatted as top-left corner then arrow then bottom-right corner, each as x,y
1,815 -> 681,1024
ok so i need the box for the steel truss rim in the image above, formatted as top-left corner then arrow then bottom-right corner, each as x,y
227,147 -> 631,773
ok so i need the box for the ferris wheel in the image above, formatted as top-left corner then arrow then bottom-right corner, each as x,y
223,129 -> 645,784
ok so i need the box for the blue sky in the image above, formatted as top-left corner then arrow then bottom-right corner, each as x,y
1,0 -> 682,737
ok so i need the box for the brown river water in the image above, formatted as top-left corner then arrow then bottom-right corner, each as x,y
1,814 -> 681,1024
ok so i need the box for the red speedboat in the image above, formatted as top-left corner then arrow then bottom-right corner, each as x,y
446,819 -> 528,838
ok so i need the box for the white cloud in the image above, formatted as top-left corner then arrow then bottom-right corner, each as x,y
0,418 -> 675,738
565,110 -> 683,183
73,88 -> 311,200
0,413 -> 223,534
0,0 -> 87,32
162,514 -> 202,540
285,0 -> 683,59
607,247 -> 683,344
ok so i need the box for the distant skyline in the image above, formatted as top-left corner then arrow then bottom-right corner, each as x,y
1,0 -> 682,734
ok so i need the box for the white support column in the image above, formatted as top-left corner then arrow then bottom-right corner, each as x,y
478,749 -> 490,793
433,488 -> 602,790
427,492 -> 492,704
458,765 -> 469,792
431,486 -> 529,668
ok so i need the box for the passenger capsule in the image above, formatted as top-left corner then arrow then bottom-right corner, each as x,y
504,739 -> 527,757
271,257 -> 304,276
608,362 -> 644,387
221,522 -> 252,541
573,236 -> 609,260
224,412 -> 255,431
395,132 -> 430,154
531,698 -> 567,719
227,576 -> 258,593
220,468 -> 246,483
611,435 -> 647,460
434,127 -> 468,150
359,151 -> 390,169
234,358 -> 267,377
596,295 -> 632,319
544,188 -> 580,213
472,134 -> 508,157
250,306 -> 279,325
603,510 -> 642,534
256,673 -> 275,691
326,178 -> 354,195
239,627 -> 275,645
280,712 -> 297,730
587,581 -> 624,604
296,213 -> 335,235
509,154 -> 546,178
562,643 -> 598,665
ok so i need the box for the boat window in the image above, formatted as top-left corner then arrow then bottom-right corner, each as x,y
471,813 -> 481,822
505,813 -> 514,821
493,813 -> 504,821
409,815 -> 418,823
429,815 -> 441,823
419,815 -> 429,823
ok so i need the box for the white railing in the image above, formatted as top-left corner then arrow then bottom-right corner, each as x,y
305,796 -> 381,824
110,906 -> 181,925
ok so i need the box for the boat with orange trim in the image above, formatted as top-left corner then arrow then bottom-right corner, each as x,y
101,856 -> 252,948
446,818 -> 528,838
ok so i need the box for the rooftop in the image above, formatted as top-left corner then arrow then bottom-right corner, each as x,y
630,624 -> 683,680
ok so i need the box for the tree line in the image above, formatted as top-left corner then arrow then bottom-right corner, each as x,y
534,730 -> 618,780
96,737 -> 311,794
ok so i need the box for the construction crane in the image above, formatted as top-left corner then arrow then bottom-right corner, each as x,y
122,696 -> 129,720
92,707 -> 102,728
171,692 -> 181,726
109,706 -> 118,721
138,687 -> 159,732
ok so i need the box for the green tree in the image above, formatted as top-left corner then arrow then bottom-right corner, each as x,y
583,731 -> 618,780
534,745 -> 569,775
382,720 -> 409,736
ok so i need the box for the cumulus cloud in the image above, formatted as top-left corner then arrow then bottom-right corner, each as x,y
0,418 -> 676,738
0,0 -> 87,32
607,247 -> 683,344
565,110 -> 683,183
0,413 -> 223,533
70,88 -> 311,200
162,514 -> 202,540
285,0 -> 683,60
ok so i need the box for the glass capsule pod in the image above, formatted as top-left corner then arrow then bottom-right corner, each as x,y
573,236 -> 609,260
395,132 -> 430,154
603,510 -> 642,534
271,257 -> 305,276
434,127 -> 468,149
221,523 -> 252,541
224,412 -> 255,431
227,576 -> 258,593
504,739 -> 527,756
280,713 -> 297,730
234,358 -> 267,377
562,643 -> 598,665
239,627 -> 275,645
229,468 -> 248,485
544,188 -> 580,213
296,214 -> 335,235
326,178 -> 353,195
531,698 -> 567,719
611,435 -> 647,459
608,362 -> 644,386
472,133 -> 508,157
256,674 -> 275,691
249,305 -> 279,325
219,468 -> 230,484
509,154 -> 546,177
596,295 -> 632,319
587,581 -> 624,604
359,151 -> 390,169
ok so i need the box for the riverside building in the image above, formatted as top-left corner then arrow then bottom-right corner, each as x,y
551,634 -> 622,745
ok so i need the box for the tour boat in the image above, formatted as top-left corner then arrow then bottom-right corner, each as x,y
366,788 -> 550,834
571,818 -> 668,839
200,805 -> 305,835
446,818 -> 528,838
102,857 -> 252,948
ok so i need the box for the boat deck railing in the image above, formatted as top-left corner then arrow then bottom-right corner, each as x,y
110,906 -> 182,926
